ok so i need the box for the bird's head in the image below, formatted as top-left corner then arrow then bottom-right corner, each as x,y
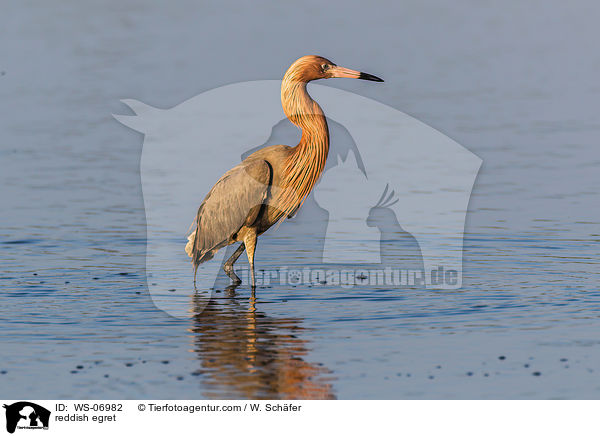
285,55 -> 384,83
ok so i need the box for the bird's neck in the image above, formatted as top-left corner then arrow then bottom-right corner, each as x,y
278,76 -> 330,217
281,80 -> 330,151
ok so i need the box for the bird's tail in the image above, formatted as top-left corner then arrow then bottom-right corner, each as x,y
185,231 -> 196,257
187,205 -> 217,284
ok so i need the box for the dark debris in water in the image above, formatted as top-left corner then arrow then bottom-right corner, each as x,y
532,371 -> 542,376
3,239 -> 40,245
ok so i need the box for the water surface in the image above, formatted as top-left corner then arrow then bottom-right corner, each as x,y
1,1 -> 599,399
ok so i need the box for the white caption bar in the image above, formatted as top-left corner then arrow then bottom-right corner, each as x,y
0,400 -> 597,435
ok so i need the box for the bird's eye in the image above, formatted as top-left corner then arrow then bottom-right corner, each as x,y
321,63 -> 329,71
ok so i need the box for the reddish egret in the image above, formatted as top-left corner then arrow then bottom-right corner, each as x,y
186,55 -> 383,287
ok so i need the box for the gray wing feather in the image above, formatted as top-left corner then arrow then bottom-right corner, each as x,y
188,159 -> 272,265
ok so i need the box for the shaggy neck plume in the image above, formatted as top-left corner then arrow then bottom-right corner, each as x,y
278,64 -> 330,218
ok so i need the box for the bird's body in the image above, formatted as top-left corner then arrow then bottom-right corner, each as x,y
187,55 -> 383,287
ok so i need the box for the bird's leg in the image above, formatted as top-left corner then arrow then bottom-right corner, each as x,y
244,231 -> 258,289
223,243 -> 245,284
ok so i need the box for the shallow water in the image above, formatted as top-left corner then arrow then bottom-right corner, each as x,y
1,1 -> 600,399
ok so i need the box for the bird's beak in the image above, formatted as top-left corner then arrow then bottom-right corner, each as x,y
330,65 -> 384,82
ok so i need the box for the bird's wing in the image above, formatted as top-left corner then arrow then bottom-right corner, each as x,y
187,159 -> 272,265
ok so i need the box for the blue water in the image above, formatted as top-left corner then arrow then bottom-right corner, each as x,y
1,1 -> 599,399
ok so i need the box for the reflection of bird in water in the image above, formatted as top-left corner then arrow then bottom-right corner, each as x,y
186,55 -> 383,287
367,185 -> 424,271
189,288 -> 336,399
